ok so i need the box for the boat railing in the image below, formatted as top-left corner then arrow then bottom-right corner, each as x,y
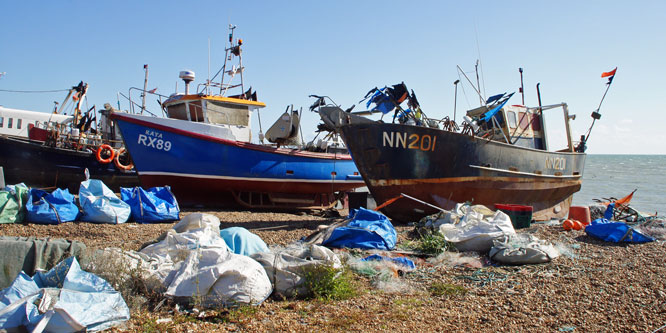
125,87 -> 167,117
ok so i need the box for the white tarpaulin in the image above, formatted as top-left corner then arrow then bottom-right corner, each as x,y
437,204 -> 516,253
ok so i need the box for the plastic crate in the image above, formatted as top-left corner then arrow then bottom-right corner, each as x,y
347,192 -> 368,210
495,204 -> 533,229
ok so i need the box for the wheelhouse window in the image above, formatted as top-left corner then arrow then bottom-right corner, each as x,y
166,101 -> 205,122
17,119 -> 22,129
206,101 -> 249,126
7,118 -> 13,129
530,113 -> 541,131
507,111 -> 517,129
518,112 -> 529,130
0,117 -> 3,128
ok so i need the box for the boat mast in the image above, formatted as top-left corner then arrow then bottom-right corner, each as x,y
141,64 -> 149,114
456,65 -> 485,106
219,25 -> 234,95
475,60 -> 483,105
238,40 -> 244,93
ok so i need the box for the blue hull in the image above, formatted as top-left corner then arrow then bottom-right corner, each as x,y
111,113 -> 365,208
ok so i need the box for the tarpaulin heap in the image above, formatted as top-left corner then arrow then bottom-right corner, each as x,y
0,257 -> 129,332
91,213 -> 273,308
435,204 -> 516,253
321,208 -> 398,250
585,218 -> 654,243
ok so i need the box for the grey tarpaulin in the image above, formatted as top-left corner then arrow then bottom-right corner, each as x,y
0,236 -> 87,289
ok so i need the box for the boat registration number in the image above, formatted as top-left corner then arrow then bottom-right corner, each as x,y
138,133 -> 172,152
382,131 -> 437,152
545,157 -> 566,170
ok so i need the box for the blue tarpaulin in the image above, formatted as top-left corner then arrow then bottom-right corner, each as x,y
480,93 -> 513,122
79,179 -> 131,224
362,254 -> 415,270
121,186 -> 180,223
26,188 -> 80,224
366,88 -> 397,114
0,257 -> 129,332
585,218 -> 654,243
322,208 -> 397,250
220,227 -> 269,256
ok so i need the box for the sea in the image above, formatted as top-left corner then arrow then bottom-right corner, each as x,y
572,155 -> 665,215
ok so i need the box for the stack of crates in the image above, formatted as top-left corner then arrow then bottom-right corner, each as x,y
494,204 -> 533,229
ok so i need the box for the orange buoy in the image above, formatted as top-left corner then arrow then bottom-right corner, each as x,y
96,144 -> 115,164
571,220 -> 583,231
114,147 -> 134,171
562,219 -> 574,231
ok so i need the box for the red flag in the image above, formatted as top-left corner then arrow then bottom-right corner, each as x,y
601,67 -> 617,78
148,88 -> 157,94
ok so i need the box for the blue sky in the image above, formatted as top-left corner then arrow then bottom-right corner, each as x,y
1,1 -> 664,154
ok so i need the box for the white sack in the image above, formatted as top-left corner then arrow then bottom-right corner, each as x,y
251,243 -> 341,298
438,204 -> 516,253
489,234 -> 560,265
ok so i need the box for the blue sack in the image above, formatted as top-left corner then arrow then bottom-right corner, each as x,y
120,186 -> 179,223
79,179 -> 131,224
220,227 -> 269,256
585,218 -> 654,243
322,208 -> 397,250
26,188 -> 79,224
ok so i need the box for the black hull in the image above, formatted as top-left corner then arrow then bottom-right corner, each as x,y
0,136 -> 139,192
340,123 -> 586,222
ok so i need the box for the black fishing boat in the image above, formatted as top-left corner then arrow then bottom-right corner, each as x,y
0,82 -> 139,191
316,69 -> 615,222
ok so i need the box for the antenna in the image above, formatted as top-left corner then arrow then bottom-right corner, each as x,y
519,68 -> 525,105
179,70 -> 195,95
475,60 -> 483,105
453,79 -> 460,121
207,37 -> 211,96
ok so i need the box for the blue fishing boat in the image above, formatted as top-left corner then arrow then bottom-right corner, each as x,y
112,26 -> 364,209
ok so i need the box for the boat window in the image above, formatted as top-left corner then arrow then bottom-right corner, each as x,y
165,103 -> 189,121
531,113 -> 541,131
518,112 -> 529,130
507,111 -> 517,128
206,101 -> 249,126
0,117 -> 3,128
7,118 -> 12,129
17,119 -> 22,129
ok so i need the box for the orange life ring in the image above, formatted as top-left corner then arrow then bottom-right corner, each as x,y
96,144 -> 115,164
114,147 -> 134,171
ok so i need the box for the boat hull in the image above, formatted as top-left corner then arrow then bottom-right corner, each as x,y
339,122 -> 586,222
111,113 -> 365,208
0,135 -> 139,192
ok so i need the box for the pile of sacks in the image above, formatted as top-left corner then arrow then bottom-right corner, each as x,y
423,203 -> 560,265
0,179 -> 180,225
92,213 -> 346,306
